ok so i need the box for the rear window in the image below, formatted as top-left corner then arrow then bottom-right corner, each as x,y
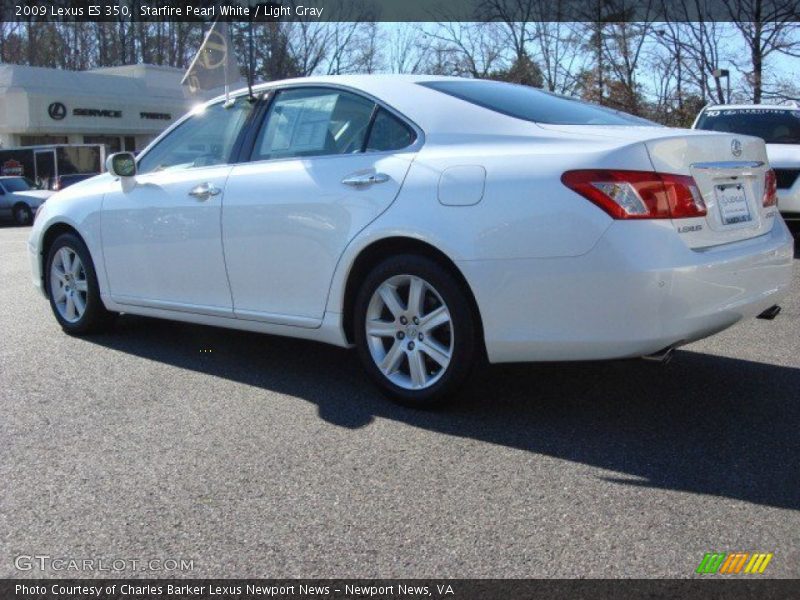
1,177 -> 32,192
419,80 -> 653,126
695,108 -> 800,144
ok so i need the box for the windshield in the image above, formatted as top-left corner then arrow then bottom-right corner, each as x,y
419,80 -> 654,126
695,108 -> 800,144
1,177 -> 32,192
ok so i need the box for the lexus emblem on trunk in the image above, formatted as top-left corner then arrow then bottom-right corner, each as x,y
731,139 -> 743,157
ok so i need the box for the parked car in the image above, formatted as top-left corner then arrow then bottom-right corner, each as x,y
28,75 -> 794,406
51,173 -> 98,191
0,144 -> 106,192
693,103 -> 800,230
0,176 -> 52,225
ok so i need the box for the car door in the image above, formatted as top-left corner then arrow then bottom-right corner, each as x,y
222,86 -> 420,326
101,98 -> 254,315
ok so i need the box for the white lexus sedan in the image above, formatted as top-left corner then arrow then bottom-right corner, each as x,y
28,75 -> 795,406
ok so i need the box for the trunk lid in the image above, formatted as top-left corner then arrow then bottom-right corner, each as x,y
646,132 -> 773,248
539,125 -> 775,248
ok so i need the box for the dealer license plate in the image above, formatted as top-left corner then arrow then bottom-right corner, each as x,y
716,183 -> 752,225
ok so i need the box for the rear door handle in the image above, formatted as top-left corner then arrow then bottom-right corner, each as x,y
341,172 -> 390,187
188,183 -> 221,201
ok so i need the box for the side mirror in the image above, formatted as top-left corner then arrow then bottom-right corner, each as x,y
106,152 -> 137,178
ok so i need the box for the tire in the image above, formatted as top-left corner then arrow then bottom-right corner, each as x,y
354,254 -> 478,407
13,203 -> 32,226
46,233 -> 113,335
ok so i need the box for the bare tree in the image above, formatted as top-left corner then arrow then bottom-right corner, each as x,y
530,20 -> 588,94
656,1 -> 735,104
724,0 -> 800,102
387,24 -> 432,74
604,20 -> 655,112
480,0 -> 539,63
426,22 -> 508,78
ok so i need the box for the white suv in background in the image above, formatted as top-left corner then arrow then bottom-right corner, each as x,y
693,104 -> 800,230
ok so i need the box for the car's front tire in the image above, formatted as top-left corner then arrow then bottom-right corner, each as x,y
13,203 -> 32,226
46,233 -> 113,335
354,254 -> 478,407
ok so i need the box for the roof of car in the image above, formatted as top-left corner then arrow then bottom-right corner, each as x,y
249,73 -> 461,90
223,73 -> 467,103
213,74 -> 542,138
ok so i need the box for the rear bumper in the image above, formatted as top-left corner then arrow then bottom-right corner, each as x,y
459,219 -> 795,363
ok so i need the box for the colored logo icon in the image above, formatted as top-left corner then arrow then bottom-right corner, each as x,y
696,552 -> 773,574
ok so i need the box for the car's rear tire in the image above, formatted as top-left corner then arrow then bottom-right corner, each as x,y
13,203 -> 32,226
354,254 -> 478,407
46,233 -> 113,335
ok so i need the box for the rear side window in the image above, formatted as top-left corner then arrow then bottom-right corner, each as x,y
419,80 -> 653,126
366,109 -> 416,151
695,108 -> 800,144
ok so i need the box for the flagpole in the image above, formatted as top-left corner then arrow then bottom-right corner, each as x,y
223,19 -> 230,104
247,15 -> 255,100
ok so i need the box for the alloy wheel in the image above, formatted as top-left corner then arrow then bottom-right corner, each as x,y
365,274 -> 454,390
50,247 -> 88,323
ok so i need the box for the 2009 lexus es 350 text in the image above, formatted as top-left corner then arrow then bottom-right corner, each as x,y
29,75 -> 795,406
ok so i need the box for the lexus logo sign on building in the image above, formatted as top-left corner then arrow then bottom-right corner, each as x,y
0,64 -> 199,151
48,102 -> 124,120
48,102 -> 67,120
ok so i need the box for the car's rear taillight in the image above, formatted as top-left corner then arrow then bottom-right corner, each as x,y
561,170 -> 707,219
763,169 -> 778,207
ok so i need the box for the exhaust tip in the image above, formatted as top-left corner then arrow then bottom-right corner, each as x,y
757,305 -> 781,320
642,344 -> 679,364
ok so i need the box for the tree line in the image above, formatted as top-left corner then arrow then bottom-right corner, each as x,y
0,0 -> 798,127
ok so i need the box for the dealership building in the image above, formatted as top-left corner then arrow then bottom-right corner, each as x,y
0,64 -> 197,153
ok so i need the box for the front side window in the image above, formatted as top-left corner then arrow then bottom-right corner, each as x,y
695,108 -> 800,144
253,88 -> 375,161
137,98 -> 253,174
419,80 -> 653,126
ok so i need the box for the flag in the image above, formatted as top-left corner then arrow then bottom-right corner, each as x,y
182,20 -> 241,97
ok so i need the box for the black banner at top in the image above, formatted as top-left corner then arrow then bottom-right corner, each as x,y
1,0 -> 799,22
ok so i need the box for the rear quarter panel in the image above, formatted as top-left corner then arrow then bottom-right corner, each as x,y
325,135 -> 654,313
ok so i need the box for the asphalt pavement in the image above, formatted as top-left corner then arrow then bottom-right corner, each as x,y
1,223 -> 799,578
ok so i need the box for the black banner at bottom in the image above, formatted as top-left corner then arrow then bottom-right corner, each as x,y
2,579 -> 800,600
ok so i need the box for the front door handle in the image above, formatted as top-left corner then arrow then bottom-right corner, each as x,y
188,183 -> 222,201
341,172 -> 390,187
